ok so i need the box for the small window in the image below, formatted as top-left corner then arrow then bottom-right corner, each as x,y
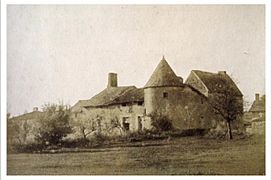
163,92 -> 168,98
138,116 -> 143,131
138,101 -> 143,106
122,103 -> 127,106
122,117 -> 130,131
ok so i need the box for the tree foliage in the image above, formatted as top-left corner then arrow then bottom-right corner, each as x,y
35,104 -> 72,145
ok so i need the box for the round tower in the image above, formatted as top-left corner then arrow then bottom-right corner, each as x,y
144,56 -> 183,116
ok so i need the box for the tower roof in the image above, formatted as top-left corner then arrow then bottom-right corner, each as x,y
144,57 -> 182,88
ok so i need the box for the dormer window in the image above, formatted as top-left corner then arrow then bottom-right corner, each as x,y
163,92 -> 168,98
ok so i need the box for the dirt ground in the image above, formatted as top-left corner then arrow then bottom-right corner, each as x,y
7,135 -> 265,175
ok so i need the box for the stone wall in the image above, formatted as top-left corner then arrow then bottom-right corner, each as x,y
144,86 -> 224,131
70,103 -> 146,139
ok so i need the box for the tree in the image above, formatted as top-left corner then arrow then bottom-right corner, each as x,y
107,116 -> 124,135
35,103 -> 72,145
209,86 -> 243,139
70,113 -> 97,140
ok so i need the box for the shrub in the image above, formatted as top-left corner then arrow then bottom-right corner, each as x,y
35,104 -> 73,146
150,112 -> 173,132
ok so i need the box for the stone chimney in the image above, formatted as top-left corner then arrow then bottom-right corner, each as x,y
107,73 -> 118,88
218,71 -> 226,75
178,76 -> 183,84
255,93 -> 260,101
33,107 -> 38,112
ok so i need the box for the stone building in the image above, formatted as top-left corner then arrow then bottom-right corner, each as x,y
244,93 -> 265,135
71,57 -> 243,137
185,70 -> 244,129
7,107 -> 42,145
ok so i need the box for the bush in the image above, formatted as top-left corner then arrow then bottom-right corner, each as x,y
150,113 -> 173,132
35,104 -> 73,145
8,143 -> 45,153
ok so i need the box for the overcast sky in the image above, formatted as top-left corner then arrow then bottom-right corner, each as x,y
7,5 -> 265,116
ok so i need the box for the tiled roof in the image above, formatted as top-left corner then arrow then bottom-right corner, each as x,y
75,86 -> 144,108
249,97 -> 265,112
9,111 -> 43,121
144,58 -> 182,88
192,70 -> 243,96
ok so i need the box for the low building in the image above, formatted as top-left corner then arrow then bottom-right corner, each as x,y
244,93 -> 265,135
7,107 -> 42,145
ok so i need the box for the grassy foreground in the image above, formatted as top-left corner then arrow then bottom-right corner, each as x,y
7,135 -> 265,175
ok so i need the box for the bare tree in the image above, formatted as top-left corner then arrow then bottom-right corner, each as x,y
107,116 -> 124,135
71,115 -> 97,140
209,87 -> 243,139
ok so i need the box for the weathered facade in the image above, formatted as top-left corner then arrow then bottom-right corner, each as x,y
71,57 -> 243,138
7,108 -> 42,145
244,93 -> 265,135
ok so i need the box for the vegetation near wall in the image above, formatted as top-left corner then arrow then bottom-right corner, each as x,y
149,112 -> 173,132
34,104 -> 72,145
7,102 -> 246,153
8,103 -> 73,153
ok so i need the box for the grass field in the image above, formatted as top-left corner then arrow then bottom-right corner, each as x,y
7,135 -> 265,175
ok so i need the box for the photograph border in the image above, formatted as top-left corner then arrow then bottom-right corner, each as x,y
1,0 -> 270,179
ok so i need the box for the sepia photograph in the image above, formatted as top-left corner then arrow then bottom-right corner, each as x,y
4,4 -> 266,175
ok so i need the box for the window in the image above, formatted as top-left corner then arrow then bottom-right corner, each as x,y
122,117 -> 130,131
122,103 -> 127,106
75,113 -> 78,118
138,116 -> 143,131
138,101 -> 143,106
163,92 -> 168,98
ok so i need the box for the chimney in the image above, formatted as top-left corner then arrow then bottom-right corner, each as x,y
107,73 -> 118,88
33,107 -> 38,112
255,93 -> 260,101
218,71 -> 226,75
178,76 -> 183,84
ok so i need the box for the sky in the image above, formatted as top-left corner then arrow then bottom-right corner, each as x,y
7,5 -> 265,116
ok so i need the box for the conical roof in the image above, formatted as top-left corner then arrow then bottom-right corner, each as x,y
144,57 -> 182,88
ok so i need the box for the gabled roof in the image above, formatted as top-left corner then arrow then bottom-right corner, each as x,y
75,86 -> 144,108
249,96 -> 265,112
192,70 -> 243,96
9,111 -> 43,121
144,57 -> 182,88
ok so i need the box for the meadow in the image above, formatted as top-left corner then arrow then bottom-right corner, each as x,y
7,135 -> 265,175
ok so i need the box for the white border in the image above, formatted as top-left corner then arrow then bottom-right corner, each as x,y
1,1 -> 270,180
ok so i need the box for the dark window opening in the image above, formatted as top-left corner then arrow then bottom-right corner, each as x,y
138,116 -> 143,131
122,117 -> 130,131
138,101 -> 143,106
163,92 -> 168,98
122,103 -> 127,106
